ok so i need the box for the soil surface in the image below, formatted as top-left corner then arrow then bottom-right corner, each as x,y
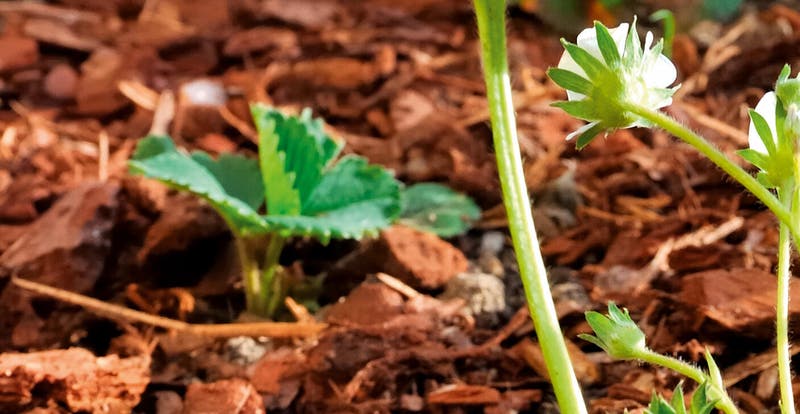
1,1 -> 800,413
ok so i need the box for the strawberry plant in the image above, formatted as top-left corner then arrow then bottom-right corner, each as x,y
130,104 -> 478,317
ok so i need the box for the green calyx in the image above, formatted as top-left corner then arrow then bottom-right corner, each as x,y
548,20 -> 677,149
579,302 -> 647,360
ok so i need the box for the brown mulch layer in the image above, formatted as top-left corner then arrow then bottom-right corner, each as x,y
1,0 -> 800,413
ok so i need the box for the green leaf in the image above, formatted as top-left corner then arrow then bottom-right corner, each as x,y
275,155 -> 402,242
129,139 -> 265,234
398,183 -> 480,237
560,39 -> 608,80
748,109 -> 776,155
191,152 -> 263,210
251,105 -> 344,215
132,135 -> 176,159
594,21 -> 621,68
576,122 -> 605,150
547,68 -> 594,95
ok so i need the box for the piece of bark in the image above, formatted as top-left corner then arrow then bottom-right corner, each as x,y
679,269 -> 800,337
183,378 -> 264,414
0,181 -> 119,293
324,282 -> 405,326
427,384 -> 501,405
0,36 -> 38,72
0,348 -> 150,413
377,225 -> 468,289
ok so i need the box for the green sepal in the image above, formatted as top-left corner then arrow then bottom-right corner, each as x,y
580,302 -> 647,359
594,21 -> 621,68
622,17 -> 642,68
737,148 -> 770,171
748,108 -> 776,155
398,183 -> 481,237
670,384 -> 687,414
576,122 -> 605,150
560,39 -> 608,81
689,383 -> 717,414
547,68 -> 595,95
551,100 -> 599,121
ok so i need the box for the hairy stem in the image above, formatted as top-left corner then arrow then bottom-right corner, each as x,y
623,103 -> 794,232
778,184 -> 797,414
473,1 -> 587,411
636,349 -> 739,414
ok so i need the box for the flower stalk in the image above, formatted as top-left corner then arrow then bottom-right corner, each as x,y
777,185 -> 796,414
473,0 -> 587,411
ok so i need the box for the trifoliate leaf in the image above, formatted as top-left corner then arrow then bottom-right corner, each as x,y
251,105 -> 344,215
398,183 -> 480,237
129,137 -> 265,233
191,152 -> 263,210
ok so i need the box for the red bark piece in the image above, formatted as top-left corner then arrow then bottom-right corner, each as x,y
427,384 -> 502,405
183,378 -> 264,414
325,282 -> 405,326
0,181 -> 119,293
0,348 -> 150,412
250,349 -> 306,410
379,225 -> 468,289
680,269 -> 800,334
0,37 -> 38,72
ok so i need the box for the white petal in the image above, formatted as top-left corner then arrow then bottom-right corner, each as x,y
644,55 -> 677,88
643,31 -> 653,52
566,121 -> 598,141
748,91 -> 778,153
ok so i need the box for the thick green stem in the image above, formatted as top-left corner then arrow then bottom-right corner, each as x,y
777,185 -> 796,414
235,236 -> 267,316
636,349 -> 739,414
261,235 -> 286,317
473,1 -> 587,411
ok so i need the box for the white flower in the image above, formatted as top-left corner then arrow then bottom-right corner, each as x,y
549,20 -> 679,147
747,91 -> 778,155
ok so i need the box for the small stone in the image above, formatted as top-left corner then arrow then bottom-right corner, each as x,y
479,231 -> 505,256
44,63 -> 78,100
439,272 -> 505,326
225,336 -> 268,366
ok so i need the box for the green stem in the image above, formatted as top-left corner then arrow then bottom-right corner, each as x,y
636,349 -> 739,414
473,1 -> 587,411
261,234 -> 286,317
624,103 -> 794,232
777,184 -> 796,414
235,236 -> 266,316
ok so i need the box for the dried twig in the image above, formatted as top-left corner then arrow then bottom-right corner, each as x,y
12,277 -> 326,338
